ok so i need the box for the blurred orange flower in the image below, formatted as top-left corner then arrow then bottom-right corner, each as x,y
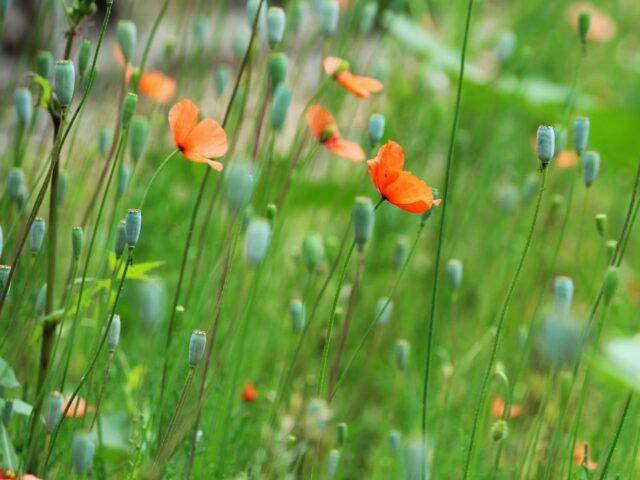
573,441 -> 598,470
62,394 -> 94,418
242,381 -> 257,403
567,3 -> 616,42
168,99 -> 228,171
323,57 -> 383,99
0,470 -> 41,480
367,141 -> 440,214
556,150 -> 578,169
490,396 -> 523,419
306,104 -> 365,162
114,45 -> 176,104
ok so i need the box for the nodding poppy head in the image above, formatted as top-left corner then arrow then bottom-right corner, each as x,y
242,381 -> 257,403
323,56 -> 350,77
323,56 -> 383,99
306,104 -> 365,162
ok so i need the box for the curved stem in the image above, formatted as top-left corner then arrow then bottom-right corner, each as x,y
138,149 -> 180,210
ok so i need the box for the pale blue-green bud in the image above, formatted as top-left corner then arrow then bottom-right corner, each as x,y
117,164 -> 130,199
446,259 -> 463,290
245,219 -> 272,268
581,150 -> 600,187
15,88 -> 33,127
114,220 -> 126,259
44,392 -> 63,434
35,283 -> 46,314
352,196 -> 374,251
360,3 -> 378,35
327,449 -> 340,478
368,114 -> 385,146
554,276 -> 574,317
129,116 -> 150,162
290,298 -> 305,334
215,65 -> 232,96
495,31 -> 516,64
572,117 -> 590,155
121,93 -> 138,127
375,297 -> 393,325
54,60 -> 75,107
536,315 -> 580,366
77,39 -> 92,78
71,432 -> 95,476
232,30 -> 251,59
247,0 -> 267,30
389,430 -> 401,451
224,162 -> 255,213
36,50 -> 53,79
395,339 -> 410,370
302,234 -> 324,273
189,330 -> 206,367
125,209 -> 142,249
57,170 -> 69,205
320,1 -> 339,37
267,7 -> 286,48
116,20 -> 137,63
536,125 -> 554,166
30,217 -> 46,256
271,85 -> 292,130
98,128 -> 111,157
72,226 -> 83,261
393,236 -> 407,270
193,15 -> 208,43
107,314 -> 121,352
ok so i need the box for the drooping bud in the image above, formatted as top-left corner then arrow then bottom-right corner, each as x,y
54,60 -> 75,108
114,220 -> 126,260
290,298 -> 305,334
71,227 -> 83,261
44,392 -> 63,434
271,85 -> 293,131
327,449 -> 340,478
30,217 -> 46,256
336,422 -> 348,446
224,162 -> 255,213
375,297 -> 393,325
116,20 -> 137,63
446,259 -> 463,291
129,116 -> 150,162
36,50 -> 53,79
15,88 -> 33,127
245,219 -> 272,268
267,53 -> 288,90
320,0 -> 340,37
266,203 -> 277,224
125,209 -> 142,249
189,330 -> 206,367
352,196 -> 374,251
302,234 -> 324,273
578,11 -> 591,46
121,92 -> 138,127
395,339 -> 410,371
77,39 -> 92,78
215,65 -> 232,97
267,7 -> 286,48
107,314 -> 121,352
98,128 -> 111,157
581,151 -> 600,187
554,276 -> 574,316
71,432 -> 95,476
595,213 -> 607,237
572,117 -> 590,155
536,125 -> 555,167
602,267 -> 619,306
491,419 -> 509,442
368,114 -> 385,146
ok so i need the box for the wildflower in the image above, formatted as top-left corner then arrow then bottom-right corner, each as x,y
490,397 -> 523,419
168,99 -> 228,171
567,3 -> 616,42
242,381 -> 257,402
556,150 -> 578,169
323,57 -> 383,98
62,395 -> 94,418
573,441 -> 597,470
367,141 -> 440,213
114,45 -> 176,104
306,104 -> 365,162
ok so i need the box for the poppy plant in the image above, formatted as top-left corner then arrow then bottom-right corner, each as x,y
242,381 -> 257,403
306,104 -> 365,162
367,141 -> 440,214
573,441 -> 597,470
169,99 -> 228,171
323,57 -> 383,99
114,45 -> 176,104
0,470 -> 41,480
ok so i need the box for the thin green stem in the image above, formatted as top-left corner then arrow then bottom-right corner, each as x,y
138,149 -> 180,210
597,393 -> 633,479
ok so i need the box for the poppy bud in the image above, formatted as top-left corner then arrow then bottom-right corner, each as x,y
15,88 -> 33,127
327,449 -> 340,478
36,50 -> 53,79
245,219 -> 272,268
121,92 -> 138,128
224,162 -> 255,213
393,236 -> 407,270
320,0 -> 340,37
352,196 -> 374,251
595,213 -> 607,237
395,339 -> 410,371
193,15 -> 208,44
581,151 -> 600,187
54,60 -> 75,108
289,2 -> 304,33
71,432 -> 95,476
116,20 -> 137,63
271,85 -> 293,131
241,205 -> 254,233
421,188 -> 440,225
268,53 -> 288,90
389,430 -> 401,451
491,419 -> 508,442
501,185 -> 519,213
302,234 -> 324,273
72,226 -> 83,261
44,392 -> 63,434
117,165 -> 130,199
189,330 -> 206,367
107,314 -> 121,352
405,438 -> 428,480
368,114 -> 385,146
266,203 -> 277,224
215,65 -> 231,96
536,125 -> 555,166
30,217 -> 46,256
573,117 -> 590,155
0,265 -> 10,293
522,171 -> 540,203
290,298 -> 305,334
554,276 -> 574,316
495,31 -> 516,65
578,11 -> 591,46
232,31 -> 250,60
337,422 -> 348,446
247,0 -> 266,30
77,39 -> 92,78
125,209 -> 142,249
446,259 -> 463,291
537,315 -> 580,366
375,297 -> 393,325
605,239 -> 616,264
114,220 -> 126,259
129,116 -> 149,162
98,128 -> 111,157
136,278 -> 165,332
602,267 -> 619,306
267,7 -> 286,48
359,2 -> 378,35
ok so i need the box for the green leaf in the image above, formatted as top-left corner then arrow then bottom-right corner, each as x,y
29,72 -> 52,109
0,422 -> 18,470
0,398 -> 32,416
0,358 -> 19,389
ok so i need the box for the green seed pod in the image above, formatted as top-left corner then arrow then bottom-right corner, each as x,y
578,11 -> 591,46
125,209 -> 142,249
77,39 -> 92,78
57,170 -> 69,205
359,2 -> 378,35
54,60 -> 75,107
117,164 -> 130,199
267,53 -> 288,90
267,7 -> 286,48
114,220 -> 126,260
189,330 -> 207,367
375,297 -> 393,325
266,203 -> 277,225
554,276 -> 574,317
602,267 -> 619,306
290,298 -> 305,334
393,236 -> 408,270
163,35 -> 176,61
116,20 -> 137,63
595,213 -> 607,237
15,88 -> 33,127
368,113 -> 385,146
352,196 -> 374,251
121,92 -> 138,128
491,419 -> 508,442
395,339 -> 410,371
71,432 -> 95,476
446,259 -> 463,291
320,0 -> 340,37
327,449 -> 340,478
129,116 -> 149,162
271,85 -> 293,131
224,162 -> 255,213
72,226 -> 83,261
573,117 -> 590,156
0,265 -> 10,293
245,219 -> 271,268
36,50 -> 53,79
247,0 -> 266,30
30,217 -> 46,256
536,125 -> 555,166
302,234 -> 324,273
193,15 -> 208,44
215,65 -> 232,97
336,422 -> 348,446
98,128 -> 112,157
107,314 -> 121,352
232,31 -> 250,60
389,430 -> 401,451
581,150 -> 600,187
44,392 -> 63,434
605,239 -> 617,264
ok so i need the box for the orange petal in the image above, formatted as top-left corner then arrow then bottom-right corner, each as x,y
573,441 -> 598,470
323,56 -> 344,76
168,99 -> 199,149
336,72 -> 382,98
306,104 -> 339,141
183,152 -> 224,171
325,138 -> 365,162
182,118 -> 228,160
139,71 -> 176,104
369,141 -> 405,191
383,171 -> 434,213
62,395 -> 93,418
556,149 -> 578,169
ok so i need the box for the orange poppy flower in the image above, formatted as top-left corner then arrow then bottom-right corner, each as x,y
567,3 -> 616,42
306,104 -> 365,162
323,57 -> 383,99
573,441 -> 598,470
367,141 -> 440,214
168,99 -> 228,171
62,394 -> 94,418
490,396 -> 523,419
556,150 -> 578,169
114,45 -> 176,104
0,471 -> 41,480
242,381 -> 257,403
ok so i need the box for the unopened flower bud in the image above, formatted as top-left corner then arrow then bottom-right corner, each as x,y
573,117 -> 590,155
389,430 -> 401,451
578,11 -> 591,46
44,392 -> 63,434
267,7 -> 286,48
98,128 -> 111,157
352,196 -> 374,251
375,297 -> 392,325
116,20 -> 137,63
189,330 -> 207,367
57,170 -> 69,205
215,65 -> 231,96
605,239 -> 616,264
107,314 -> 121,352
268,53 -> 288,90
125,209 -> 142,249
71,432 -> 95,476
36,50 -> 53,79
290,299 -> 305,334
15,88 -> 33,127
336,422 -> 348,446
121,93 -> 138,127
395,339 -> 410,370
554,276 -> 574,316
491,419 -> 508,442
595,213 -> 607,237
536,125 -> 555,166
224,162 -> 255,213
72,226 -> 83,261
302,234 -> 324,273
117,164 -> 130,199
602,267 -> 619,306
54,60 -> 75,107
30,217 -> 46,256
266,203 -> 277,224
368,114 -> 385,146
271,85 -> 293,131
247,0 -> 266,30
114,220 -> 126,259
327,449 -> 340,477
77,39 -> 92,78
245,219 -> 271,268
359,2 -> 378,35
320,0 -> 340,37
129,116 -> 149,162
581,150 -> 600,187
446,259 -> 463,291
